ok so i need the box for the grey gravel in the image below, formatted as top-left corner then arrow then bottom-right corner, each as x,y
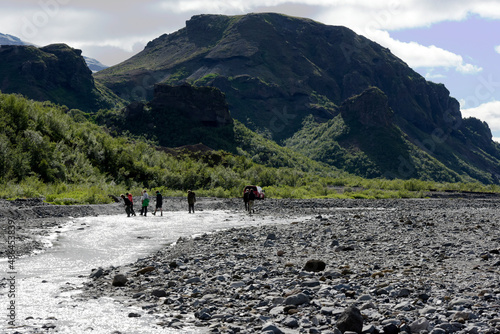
76,198 -> 500,333
2,196 -> 500,333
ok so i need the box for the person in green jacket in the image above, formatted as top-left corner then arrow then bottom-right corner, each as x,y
140,189 -> 150,216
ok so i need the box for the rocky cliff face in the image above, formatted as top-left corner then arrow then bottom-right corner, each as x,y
340,87 -> 394,129
0,44 -> 119,111
95,13 -> 459,141
150,84 -> 232,127
98,84 -> 235,151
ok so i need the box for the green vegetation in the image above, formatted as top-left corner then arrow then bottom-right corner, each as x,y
285,111 -> 476,183
0,92 -> 498,205
92,13 -> 500,182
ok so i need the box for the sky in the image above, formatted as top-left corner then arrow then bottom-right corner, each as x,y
1,0 -> 499,139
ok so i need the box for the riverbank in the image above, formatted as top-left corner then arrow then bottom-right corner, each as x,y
77,198 -> 500,334
2,197 -> 500,333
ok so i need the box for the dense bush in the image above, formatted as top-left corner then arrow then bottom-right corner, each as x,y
0,92 -> 498,204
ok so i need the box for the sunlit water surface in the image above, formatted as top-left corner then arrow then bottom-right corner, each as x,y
1,210 -> 305,333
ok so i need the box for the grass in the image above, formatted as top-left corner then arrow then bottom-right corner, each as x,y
1,177 -> 498,205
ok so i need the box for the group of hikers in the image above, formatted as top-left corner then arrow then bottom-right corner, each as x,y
120,189 -> 197,217
120,187 -> 259,217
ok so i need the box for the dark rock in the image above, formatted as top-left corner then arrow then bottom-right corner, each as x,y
42,323 -> 56,329
283,317 -> 299,328
267,233 -> 277,240
89,267 -> 104,279
304,259 -> 326,272
382,324 -> 399,334
340,87 -> 393,129
151,289 -> 167,297
195,308 -> 212,320
128,313 -> 141,318
284,293 -> 310,306
302,278 -> 321,288
397,288 -> 411,297
418,293 -> 430,302
336,306 -> 363,334
112,274 -> 128,287
262,323 -> 284,334
104,83 -> 236,151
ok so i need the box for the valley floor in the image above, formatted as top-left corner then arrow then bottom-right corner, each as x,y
2,197 -> 500,333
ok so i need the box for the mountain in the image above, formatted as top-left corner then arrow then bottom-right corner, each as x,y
0,33 -> 30,46
83,56 -> 108,72
0,43 -> 123,112
94,13 -> 500,183
1,32 -> 109,75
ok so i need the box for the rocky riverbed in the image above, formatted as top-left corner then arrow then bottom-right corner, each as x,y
71,198 -> 500,334
2,196 -> 500,333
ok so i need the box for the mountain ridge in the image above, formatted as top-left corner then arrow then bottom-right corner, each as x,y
1,15 -> 499,183
0,43 -> 123,112
94,13 -> 500,183
0,32 -> 109,73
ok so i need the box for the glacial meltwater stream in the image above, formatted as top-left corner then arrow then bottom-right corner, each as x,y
1,210 -> 300,333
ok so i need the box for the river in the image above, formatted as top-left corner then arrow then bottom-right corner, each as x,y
1,210 -> 302,333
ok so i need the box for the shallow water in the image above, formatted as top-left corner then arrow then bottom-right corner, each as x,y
1,210 -> 302,333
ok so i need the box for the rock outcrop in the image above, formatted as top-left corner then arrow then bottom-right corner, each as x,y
99,84 -> 235,151
340,87 -> 393,129
150,84 -> 232,128
0,44 -> 120,111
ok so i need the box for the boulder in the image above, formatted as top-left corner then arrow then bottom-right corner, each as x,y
112,274 -> 128,287
303,259 -> 326,272
336,306 -> 363,334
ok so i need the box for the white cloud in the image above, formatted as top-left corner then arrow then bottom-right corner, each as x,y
462,101 -> 500,132
1,0 -> 498,68
377,31 -> 481,74
469,1 -> 500,19
496,45 -> 500,54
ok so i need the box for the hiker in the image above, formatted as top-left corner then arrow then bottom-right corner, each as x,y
140,189 -> 149,216
248,189 -> 256,214
120,194 -> 132,217
126,192 -> 136,216
153,190 -> 163,216
243,189 -> 250,211
187,190 -> 196,213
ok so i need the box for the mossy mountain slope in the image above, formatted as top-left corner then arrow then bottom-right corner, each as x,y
286,88 -> 465,181
94,13 -> 500,183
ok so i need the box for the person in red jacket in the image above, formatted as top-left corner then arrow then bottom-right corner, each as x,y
126,192 -> 136,216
